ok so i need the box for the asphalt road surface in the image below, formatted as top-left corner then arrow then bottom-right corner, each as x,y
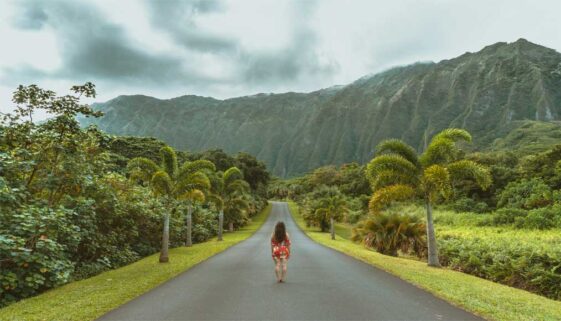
98,201 -> 483,321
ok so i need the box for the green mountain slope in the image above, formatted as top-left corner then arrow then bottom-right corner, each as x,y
80,39 -> 561,176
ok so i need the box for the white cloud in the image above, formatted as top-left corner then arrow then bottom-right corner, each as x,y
1,0 -> 561,119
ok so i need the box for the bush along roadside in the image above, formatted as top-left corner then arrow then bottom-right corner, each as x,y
438,232 -> 561,300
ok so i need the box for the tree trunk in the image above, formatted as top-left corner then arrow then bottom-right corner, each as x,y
330,216 -> 335,240
159,213 -> 170,263
218,210 -> 224,241
425,199 -> 441,267
185,205 -> 193,247
229,222 -> 234,232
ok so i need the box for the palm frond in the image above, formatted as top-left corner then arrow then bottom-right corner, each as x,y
228,197 -> 250,210
127,157 -> 159,182
160,146 -> 178,178
176,172 -> 211,195
421,128 -> 472,166
224,167 -> 243,186
314,208 -> 329,220
206,193 -> 224,210
226,179 -> 250,194
179,160 -> 216,177
420,137 -> 456,166
375,139 -> 421,169
371,169 -> 419,190
447,160 -> 492,190
151,170 -> 173,197
366,154 -> 419,183
369,184 -> 415,214
422,164 -> 452,200
209,171 -> 224,194
432,128 -> 472,143
179,189 -> 205,203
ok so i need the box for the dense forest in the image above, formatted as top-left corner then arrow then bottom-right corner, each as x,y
270,132 -> 561,299
0,84 -> 270,307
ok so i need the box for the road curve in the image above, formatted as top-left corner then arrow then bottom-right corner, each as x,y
98,202 -> 482,321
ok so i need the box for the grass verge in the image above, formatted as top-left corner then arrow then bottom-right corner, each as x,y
288,201 -> 561,321
0,204 -> 271,321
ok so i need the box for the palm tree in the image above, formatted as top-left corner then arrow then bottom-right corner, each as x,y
365,129 -> 492,267
127,147 -> 213,262
208,167 -> 250,240
178,160 -> 216,247
315,194 -> 348,240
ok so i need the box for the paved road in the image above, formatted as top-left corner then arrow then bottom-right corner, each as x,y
98,202 -> 483,321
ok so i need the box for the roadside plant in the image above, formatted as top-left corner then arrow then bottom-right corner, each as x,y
365,129 -> 492,266
314,194 -> 348,240
352,212 -> 426,257
207,167 -> 250,240
127,147 -> 213,262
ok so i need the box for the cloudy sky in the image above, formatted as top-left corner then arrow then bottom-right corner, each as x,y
1,0 -> 561,117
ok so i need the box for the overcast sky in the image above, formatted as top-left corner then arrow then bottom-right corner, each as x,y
1,0 -> 561,118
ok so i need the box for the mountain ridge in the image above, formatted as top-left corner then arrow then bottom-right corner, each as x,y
81,38 -> 561,177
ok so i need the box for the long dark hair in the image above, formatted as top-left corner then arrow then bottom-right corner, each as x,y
273,221 -> 287,243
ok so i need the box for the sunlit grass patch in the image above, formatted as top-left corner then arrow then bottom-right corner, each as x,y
0,204 -> 271,321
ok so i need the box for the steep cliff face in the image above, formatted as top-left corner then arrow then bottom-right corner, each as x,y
81,39 -> 561,176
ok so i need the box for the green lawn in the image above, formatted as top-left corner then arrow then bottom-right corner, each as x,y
288,202 -> 561,321
0,204 -> 271,321
333,222 -> 352,240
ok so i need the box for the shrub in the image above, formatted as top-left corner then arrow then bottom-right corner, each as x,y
521,205 -> 561,229
0,205 -> 80,307
191,207 -> 219,243
491,208 -> 528,225
438,233 -> 561,300
498,178 -> 554,209
352,213 -> 426,257
448,197 -> 489,213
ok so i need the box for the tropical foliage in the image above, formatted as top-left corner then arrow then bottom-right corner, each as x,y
351,213 -> 425,257
279,128 -> 561,299
0,84 -> 268,308
314,191 -> 348,240
126,147 -> 215,261
208,167 -> 254,239
364,129 -> 492,266
300,186 -> 349,232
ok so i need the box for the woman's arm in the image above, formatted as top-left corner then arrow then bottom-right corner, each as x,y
270,234 -> 275,260
286,233 -> 291,258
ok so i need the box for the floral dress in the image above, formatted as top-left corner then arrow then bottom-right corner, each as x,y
271,234 -> 291,260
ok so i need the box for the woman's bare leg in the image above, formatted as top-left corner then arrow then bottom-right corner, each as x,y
274,258 -> 281,282
280,258 -> 288,281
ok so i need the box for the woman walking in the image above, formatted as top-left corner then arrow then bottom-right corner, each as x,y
271,221 -> 291,283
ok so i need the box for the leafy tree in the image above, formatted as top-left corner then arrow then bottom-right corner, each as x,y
365,129 -> 492,266
315,193 -> 348,240
337,163 -> 371,197
519,145 -> 561,188
127,147 -> 213,262
234,152 -> 270,195
302,186 -> 343,232
308,165 -> 340,187
194,149 -> 236,172
208,167 -> 250,240
498,178 -> 555,210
